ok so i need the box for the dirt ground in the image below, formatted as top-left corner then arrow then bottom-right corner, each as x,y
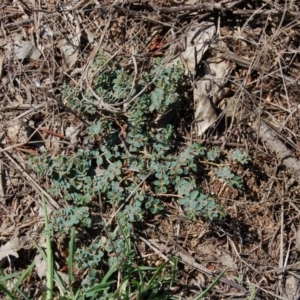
1,0 -> 300,299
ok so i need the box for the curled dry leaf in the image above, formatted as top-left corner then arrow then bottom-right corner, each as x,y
180,21 -> 216,76
194,91 -> 217,135
166,22 -> 221,134
169,21 -> 233,135
194,52 -> 233,135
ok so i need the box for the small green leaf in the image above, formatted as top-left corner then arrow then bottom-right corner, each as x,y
189,190 -> 199,201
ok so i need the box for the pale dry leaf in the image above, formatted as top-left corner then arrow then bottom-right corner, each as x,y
166,22 -> 217,134
65,126 -> 79,145
13,41 -> 41,60
284,275 -> 300,300
0,236 -> 20,266
167,22 -> 220,136
84,28 -> 95,44
218,251 -> 237,269
203,56 -> 233,106
6,120 -> 29,144
180,22 -> 215,75
58,38 -> 79,69
57,13 -> 81,69
40,25 -> 55,39
34,253 -> 47,279
194,53 -> 233,136
194,90 -> 217,135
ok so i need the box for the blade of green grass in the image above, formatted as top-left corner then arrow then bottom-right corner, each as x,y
12,260 -> 35,292
68,226 -> 76,295
13,286 -> 31,300
0,283 -> 16,299
34,241 -> 67,293
192,268 -> 228,300
85,280 -> 117,298
0,271 -> 24,282
0,261 -> 34,299
42,193 -> 54,300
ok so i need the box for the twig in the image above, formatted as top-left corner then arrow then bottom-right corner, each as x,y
145,237 -> 247,292
0,144 -> 60,210
251,115 -> 300,184
233,8 -> 300,18
0,160 -> 4,199
217,46 -> 296,83
12,98 -> 54,120
125,0 -> 245,14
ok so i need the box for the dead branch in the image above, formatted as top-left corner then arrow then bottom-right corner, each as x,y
252,116 -> 300,184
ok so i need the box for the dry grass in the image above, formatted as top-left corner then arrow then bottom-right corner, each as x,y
1,0 -> 300,299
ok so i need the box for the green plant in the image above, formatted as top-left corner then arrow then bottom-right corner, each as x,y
28,51 -> 248,298
49,206 -> 91,235
0,262 -> 34,300
206,146 -> 220,162
30,54 -> 225,227
231,149 -> 251,165
38,206 -> 177,300
216,166 -> 243,190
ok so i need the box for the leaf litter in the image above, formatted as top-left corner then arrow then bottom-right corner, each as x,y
1,0 -> 300,299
